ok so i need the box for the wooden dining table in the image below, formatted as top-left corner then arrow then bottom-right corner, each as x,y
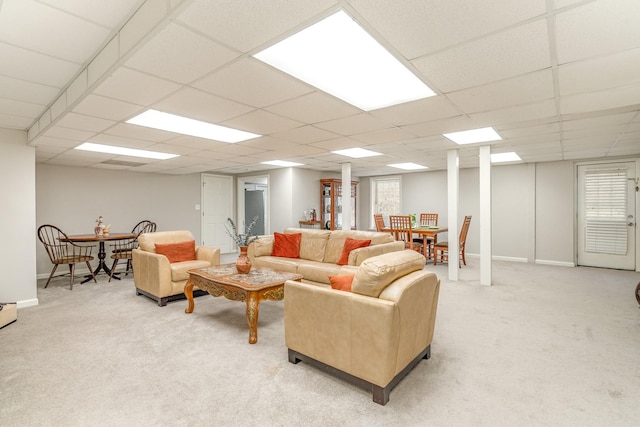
380,225 -> 448,259
59,233 -> 136,283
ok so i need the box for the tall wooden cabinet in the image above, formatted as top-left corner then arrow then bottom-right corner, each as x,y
320,179 -> 358,230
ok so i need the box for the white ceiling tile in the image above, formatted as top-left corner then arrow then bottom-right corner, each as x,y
93,67 -> 181,106
314,113 -> 390,136
560,83 -> 640,115
555,0 -> 640,64
153,87 -> 254,123
176,0 -> 338,53
72,94 -> 142,121
0,98 -> 42,119
37,0 -> 141,28
193,58 -> 314,108
351,127 -> 418,144
221,109 -> 303,135
413,20 -> 551,92
265,91 -> 360,124
351,0 -> 547,58
125,22 -> 240,84
447,70 -> 554,113
469,99 -> 557,126
561,112 -> 637,131
55,112 -> 116,132
498,122 -> 561,138
103,123 -> 176,142
42,125 -> 96,141
32,135 -> 83,149
401,116 -> 478,137
0,0 -> 110,63
0,75 -> 58,106
271,125 -> 339,144
370,96 -> 461,126
0,42 -> 78,87
89,134 -> 156,150
558,48 -> 640,96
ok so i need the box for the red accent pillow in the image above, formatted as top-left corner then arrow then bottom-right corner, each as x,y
336,238 -> 371,266
155,240 -> 196,263
271,232 -> 301,258
329,274 -> 355,292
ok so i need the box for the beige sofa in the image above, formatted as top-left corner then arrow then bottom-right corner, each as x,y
247,227 -> 404,286
132,230 -> 220,306
284,250 -> 440,405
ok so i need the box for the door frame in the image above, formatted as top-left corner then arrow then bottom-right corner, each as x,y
237,175 -> 269,237
575,158 -> 639,271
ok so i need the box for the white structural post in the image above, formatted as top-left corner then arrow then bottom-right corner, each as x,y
479,145 -> 492,286
341,162 -> 352,230
447,150 -> 459,281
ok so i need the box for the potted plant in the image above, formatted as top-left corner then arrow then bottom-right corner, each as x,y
225,216 -> 260,273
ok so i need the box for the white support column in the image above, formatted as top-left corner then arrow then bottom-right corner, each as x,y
447,150 -> 459,281
341,162 -> 352,230
479,145 -> 492,286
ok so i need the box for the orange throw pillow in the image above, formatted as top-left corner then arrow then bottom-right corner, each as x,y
155,240 -> 196,263
329,274 -> 355,292
336,237 -> 371,266
271,232 -> 301,258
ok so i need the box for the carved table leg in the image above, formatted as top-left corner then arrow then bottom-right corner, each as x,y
184,278 -> 195,314
246,292 -> 259,344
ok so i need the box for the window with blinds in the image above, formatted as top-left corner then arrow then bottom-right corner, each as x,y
371,176 -> 400,227
584,168 -> 628,255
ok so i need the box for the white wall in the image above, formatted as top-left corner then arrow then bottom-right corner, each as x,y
36,164 -> 202,276
292,168 -> 324,223
0,129 -> 37,307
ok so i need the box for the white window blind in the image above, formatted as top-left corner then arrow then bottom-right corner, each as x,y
371,176 -> 400,226
584,168 -> 628,255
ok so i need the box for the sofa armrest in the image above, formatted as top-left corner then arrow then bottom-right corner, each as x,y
195,245 -> 220,265
132,248 -> 173,296
348,240 -> 405,266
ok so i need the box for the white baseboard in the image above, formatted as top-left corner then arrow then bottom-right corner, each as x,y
17,298 -> 39,308
535,259 -> 575,267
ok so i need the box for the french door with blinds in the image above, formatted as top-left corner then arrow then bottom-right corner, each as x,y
577,162 -> 637,270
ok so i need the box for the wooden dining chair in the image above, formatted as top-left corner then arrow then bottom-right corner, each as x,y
418,213 -> 439,258
37,224 -> 97,289
108,220 -> 156,281
389,215 -> 422,253
433,216 -> 472,267
373,214 -> 386,232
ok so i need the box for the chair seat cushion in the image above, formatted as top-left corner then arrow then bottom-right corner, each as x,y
54,255 -> 93,264
434,241 -> 448,247
170,259 -> 212,282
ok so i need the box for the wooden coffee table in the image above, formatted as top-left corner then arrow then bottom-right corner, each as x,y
184,264 -> 303,344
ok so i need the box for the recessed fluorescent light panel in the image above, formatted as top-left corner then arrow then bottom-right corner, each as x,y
126,109 -> 261,143
332,148 -> 382,158
443,127 -> 502,145
491,152 -> 521,163
75,142 -> 178,160
389,162 -> 428,170
261,160 -> 303,167
253,10 -> 436,111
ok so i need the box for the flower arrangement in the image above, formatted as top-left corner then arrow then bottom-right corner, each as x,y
225,216 -> 260,247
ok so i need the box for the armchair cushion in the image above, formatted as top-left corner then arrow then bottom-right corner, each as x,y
155,240 -> 196,263
272,232 -> 301,258
351,250 -> 426,297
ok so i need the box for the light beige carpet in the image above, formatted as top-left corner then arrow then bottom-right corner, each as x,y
1,258 -> 639,426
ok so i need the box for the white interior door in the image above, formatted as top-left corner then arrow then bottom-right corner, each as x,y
201,174 -> 233,254
577,162 -> 636,270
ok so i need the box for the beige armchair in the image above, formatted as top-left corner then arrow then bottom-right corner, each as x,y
132,230 -> 220,306
284,250 -> 440,405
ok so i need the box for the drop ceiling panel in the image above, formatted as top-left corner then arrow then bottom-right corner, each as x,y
560,83 -> 640,115
221,109 -> 303,135
447,70 -> 554,113
351,127 -> 418,144
43,126 -> 96,142
314,113 -> 391,136
176,0 -> 338,53
370,96 -> 461,126
350,0 -> 547,59
498,122 -> 560,138
0,75 -> 59,106
555,1 -> 640,64
271,125 -> 339,144
193,58 -> 314,108
413,20 -> 551,93
72,94 -> 142,121
265,91 -> 360,124
55,112 -> 116,132
401,116 -> 478,137
104,123 -> 177,142
0,0 -> 110,63
93,67 -> 181,106
0,42 -> 78,87
558,48 -> 640,96
469,99 -> 557,126
125,22 -> 240,84
38,0 -> 142,27
153,87 -> 254,123
89,133 -> 156,150
0,98 -> 43,119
